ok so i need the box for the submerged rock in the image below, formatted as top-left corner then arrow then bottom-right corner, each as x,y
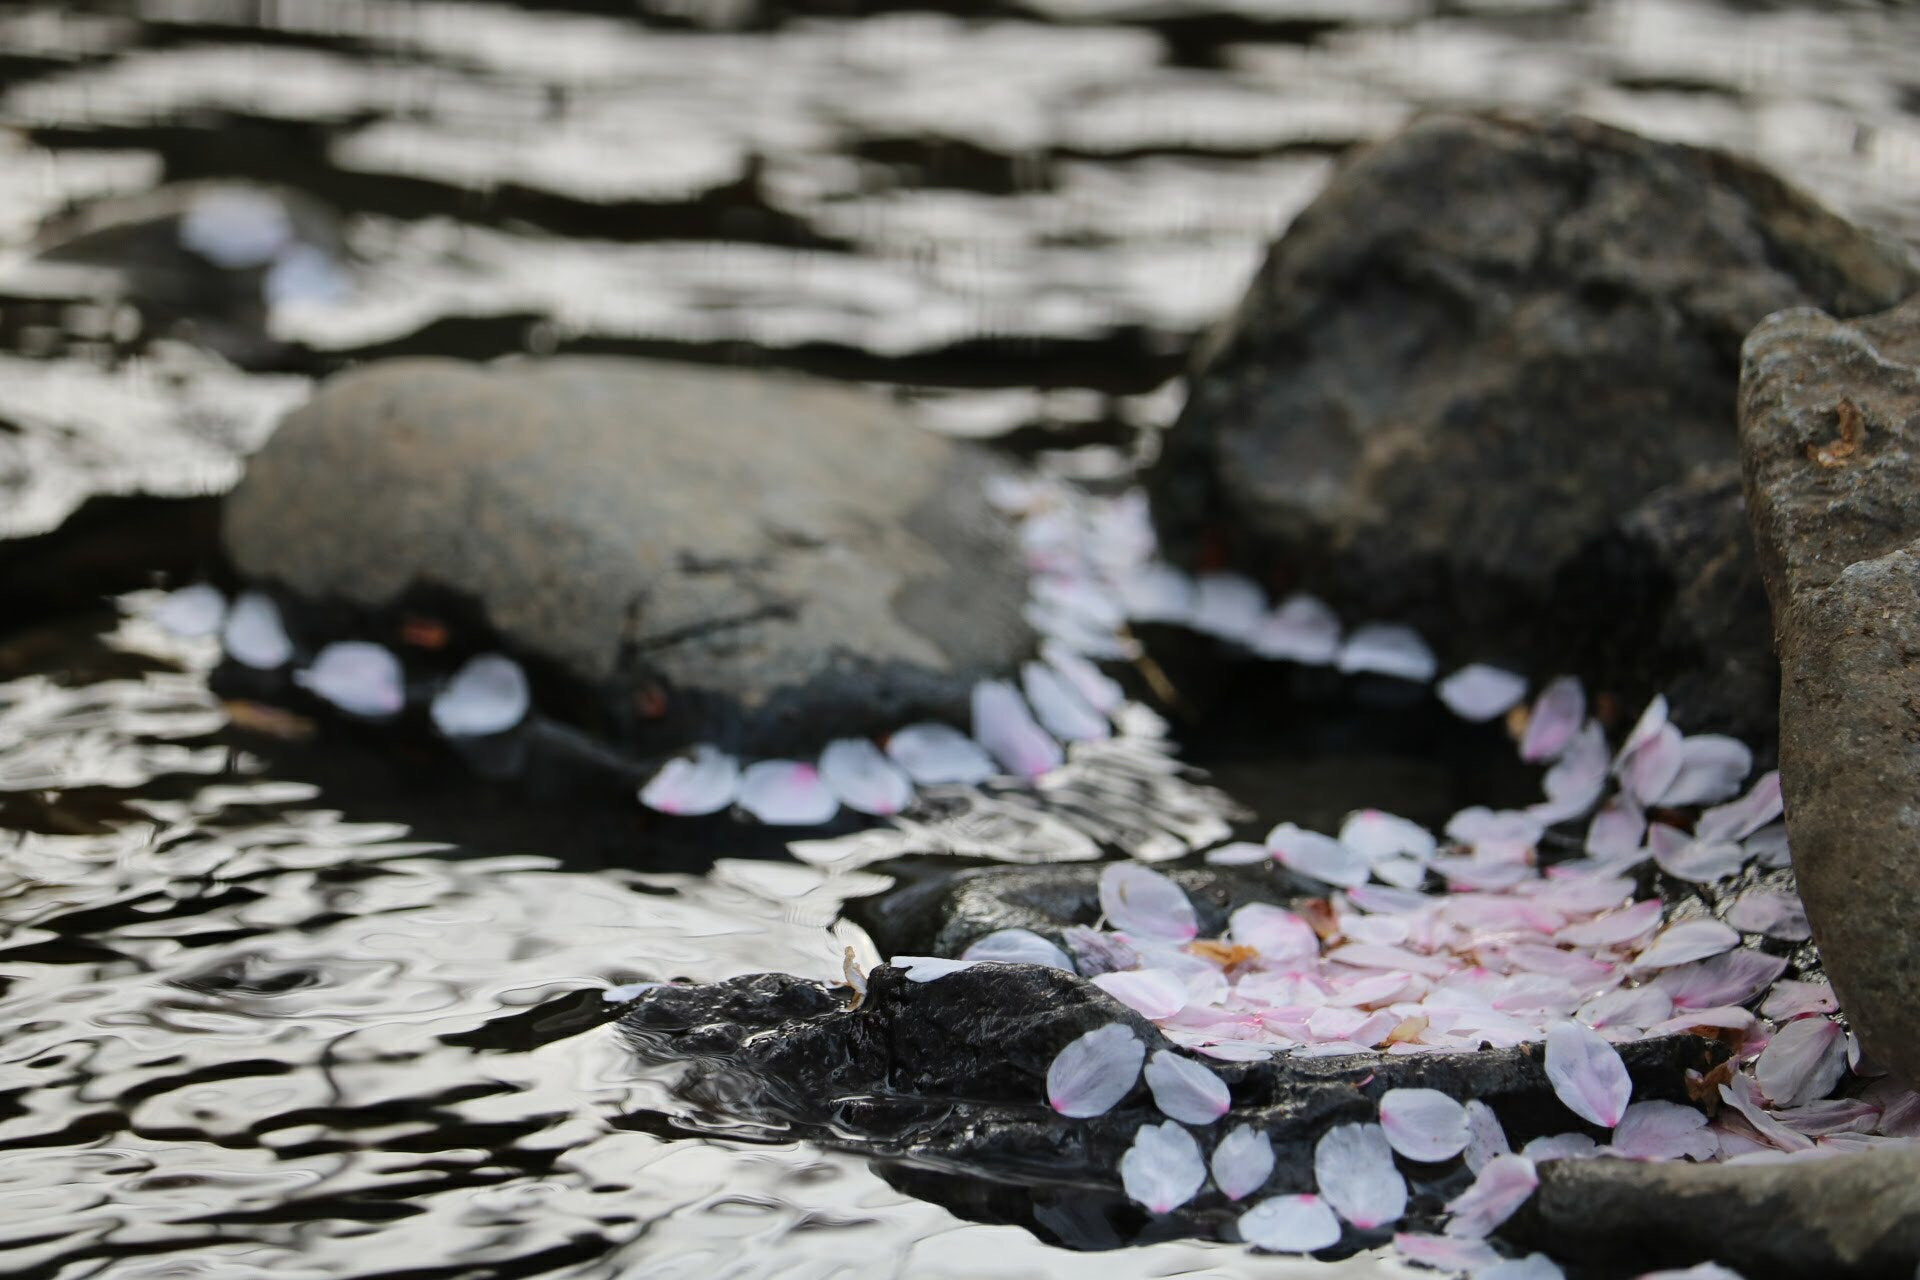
1148,111 -> 1917,743
222,357 -> 1033,755
1739,294 -> 1920,1088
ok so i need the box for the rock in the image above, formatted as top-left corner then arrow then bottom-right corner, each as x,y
1738,294 -> 1920,1087
1149,111 -> 1916,742
1513,1144 -> 1920,1276
222,357 -> 1033,755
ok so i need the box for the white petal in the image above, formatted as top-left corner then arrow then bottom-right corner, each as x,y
1394,1234 -> 1502,1271
1119,562 -> 1195,623
885,722 -> 996,786
179,187 -> 293,268
1442,1153 -> 1537,1238
962,928 -> 1073,972
1204,841 -> 1272,866
818,738 -> 914,816
1229,903 -> 1319,965
1534,720 -> 1610,820
1239,1194 -> 1341,1253
430,653 -> 530,737
1760,980 -> 1837,1022
1099,862 -> 1198,941
1047,1023 -> 1145,1117
1145,1049 -> 1231,1124
1339,810 -> 1436,864
1191,572 -> 1267,643
1267,822 -> 1370,887
1436,664 -> 1528,722
1620,724 -> 1684,807
1211,1124 -> 1275,1201
1462,1100 -> 1511,1174
1611,1100 -> 1717,1161
1478,1254 -> 1566,1280
1724,890 -> 1810,941
1696,771 -> 1783,843
1520,677 -> 1585,763
1554,898 -> 1661,948
971,680 -> 1063,779
1544,1021 -> 1632,1128
1647,823 -> 1749,884
222,591 -> 293,669
1654,950 -> 1787,1010
1521,1132 -> 1598,1161
1042,640 -> 1124,713
294,642 -> 404,717
892,955 -> 978,982
1252,593 -> 1341,664
1744,823 -> 1792,869
639,745 -> 740,816
1585,793 -> 1647,860
1633,918 -> 1740,971
1022,661 -> 1111,742
153,583 -> 227,638
1379,1088 -> 1470,1163
1314,1122 -> 1407,1230
1120,1121 -> 1207,1213
736,760 -> 839,825
1659,735 -> 1753,807
1338,623 -> 1437,682
1755,1017 -> 1849,1109
1092,969 -> 1189,1020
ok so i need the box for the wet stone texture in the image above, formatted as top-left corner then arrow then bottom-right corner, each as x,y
1148,111 -> 1919,745
222,356 -> 1034,755
1739,294 -> 1920,1090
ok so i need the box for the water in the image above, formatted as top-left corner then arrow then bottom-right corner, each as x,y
2,1 -> 1919,1275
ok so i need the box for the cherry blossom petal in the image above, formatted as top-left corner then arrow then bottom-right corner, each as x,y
1614,695 -> 1670,767
1639,1266 -> 1748,1280
1724,890 -> 1810,941
1340,810 -> 1437,864
223,591 -> 293,669
1314,1122 -> 1407,1230
1554,898 -> 1661,948
1585,793 -> 1648,861
1520,677 -> 1585,763
294,642 -> 404,717
1659,735 -> 1753,807
1632,917 -> 1739,971
1761,980 -> 1838,1022
1100,862 -> 1198,941
1756,1017 -> 1849,1109
1648,824 -> 1749,884
1120,562 -> 1194,623
1191,572 -> 1267,643
1719,1074 -> 1814,1152
430,653 -> 530,737
1533,721 -> 1609,821
1463,1100 -> 1511,1174
1744,823 -> 1792,868
1575,985 -> 1673,1034
971,680 -> 1062,779
1544,1020 -> 1631,1128
891,955 -> 978,982
1022,661 -> 1111,743
180,187 -> 293,267
1696,771 -> 1784,843
962,928 -> 1073,971
1646,1006 -> 1757,1038
639,746 -> 740,816
1041,640 -> 1124,713
1436,664 -> 1528,722
1093,969 -> 1190,1020
1229,903 -> 1319,965
1337,624 -> 1437,682
1145,1049 -> 1231,1124
1212,1124 -> 1275,1201
1239,1194 -> 1341,1253
1205,841 -> 1271,866
1773,1098 -> 1881,1136
1620,724 -> 1684,807
1267,822 -> 1370,887
153,583 -> 227,637
1120,1121 -> 1207,1213
1446,807 -> 1546,856
885,723 -> 996,786
1394,1234 -> 1502,1271
1521,1133 -> 1599,1164
1654,950 -> 1788,1010
1047,1023 -> 1145,1117
1379,1088 -> 1470,1162
1478,1254 -> 1566,1280
1252,594 -> 1341,664
736,760 -> 839,825
818,738 -> 914,816
1443,1153 -> 1537,1238
1611,1100 -> 1717,1161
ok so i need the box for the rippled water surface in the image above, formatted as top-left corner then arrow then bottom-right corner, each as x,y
4,1 -> 1920,1275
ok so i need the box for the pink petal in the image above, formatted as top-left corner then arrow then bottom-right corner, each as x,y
1521,1132 -> 1598,1161
1760,980 -> 1837,1022
1340,810 -> 1437,863
1719,1074 -> 1814,1152
1755,1017 -> 1849,1108
1463,1100 -> 1511,1173
1379,1088 -> 1470,1162
1337,623 -> 1437,682
295,641 -> 404,717
1744,823 -> 1792,868
1646,1005 -> 1756,1037
1436,664 -> 1528,722
1047,1023 -> 1145,1117
1654,950 -> 1788,1009
1313,1122 -> 1407,1230
1773,1097 -> 1882,1137
1535,720 -> 1610,820
885,722 -> 996,785
1041,640 -> 1124,713
891,955 -> 978,982
1613,694 -> 1670,767
1229,903 -> 1319,965
1544,1020 -> 1632,1128
1724,890 -> 1810,941
1145,1050 -> 1230,1124
639,745 -> 740,816
1093,969 -> 1189,1020
1120,1121 -> 1207,1213
962,928 -> 1073,971
1267,822 -> 1370,887
1553,898 -> 1661,948
1585,793 -> 1648,860
1443,1153 -> 1538,1238
1099,862 -> 1198,941
1239,1194 -> 1341,1253
970,680 -> 1063,779
1191,572 -> 1268,643
1611,1100 -> 1717,1161
1021,661 -> 1111,743
1520,676 -> 1585,763
223,591 -> 293,669
818,738 -> 914,816
1479,1254 -> 1566,1280
1119,562 -> 1195,623
1211,1123 -> 1275,1201
1632,918 -> 1739,971
1620,724 -> 1684,807
1574,985 -> 1672,1037
430,653 -> 530,737
1659,735 -> 1753,807
1647,824 -> 1748,884
1252,593 -> 1341,664
153,583 -> 227,637
736,760 -> 839,825
1696,771 -> 1784,843
1445,807 -> 1545,856
1394,1233 -> 1502,1271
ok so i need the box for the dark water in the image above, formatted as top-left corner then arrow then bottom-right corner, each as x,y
2,1 -> 1919,1275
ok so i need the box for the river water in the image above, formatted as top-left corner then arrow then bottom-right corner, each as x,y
2,2 -> 1918,1276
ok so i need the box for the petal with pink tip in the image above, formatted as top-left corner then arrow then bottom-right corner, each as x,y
1744,823 -> 1792,868
1379,1088 -> 1469,1162
1041,640 -> 1123,713
1659,735 -> 1753,807
818,738 -> 914,816
1267,822 -> 1370,887
1120,1121 -> 1207,1213
1520,677 -> 1585,763
1719,1074 -> 1814,1152
295,642 -> 404,718
962,928 -> 1073,972
1724,889 -> 1810,941
1092,969 -> 1189,1020
639,746 -> 740,816
1760,980 -> 1837,1022
1337,623 -> 1437,682
1544,1021 -> 1631,1128
1191,572 -> 1267,643
1648,824 -> 1748,884
1696,771 -> 1784,843
1239,1194 -> 1341,1253
1022,661 -> 1111,743
1314,1122 -> 1407,1230
1553,898 -> 1661,948
1252,593 -> 1341,664
885,722 -> 996,786
1576,985 -> 1672,1034
1099,862 -> 1198,941
970,680 -> 1062,779
1229,903 -> 1319,965
1463,1100 -> 1511,1174
1620,723 -> 1684,806
223,591 -> 293,669
1534,721 -> 1609,820
1614,694 -> 1670,766
1211,1124 -> 1275,1201
1145,1049 -> 1230,1124
1611,1100 -> 1717,1161
1654,949 -> 1788,1010
736,760 -> 839,825
1585,793 -> 1647,861
1633,918 -> 1740,971
1436,664 -> 1528,722
1339,810 -> 1437,864
1442,1153 -> 1537,1238
1755,1017 -> 1848,1109
154,583 -> 227,637
1394,1234 -> 1501,1271
1047,1023 -> 1145,1117
431,653 -> 530,737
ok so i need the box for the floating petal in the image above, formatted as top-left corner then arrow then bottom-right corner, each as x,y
295,641 -> 405,717
818,738 -> 914,816
1535,720 -> 1610,820
1463,1100 -> 1511,1174
1314,1122 -> 1407,1230
1614,695 -> 1670,766
639,746 -> 740,816
1120,1121 -> 1207,1213
153,583 -> 227,637
1338,623 -> 1437,682
1047,1023 -> 1145,1117
1479,1254 -> 1566,1280
1633,918 -> 1739,971
1544,1020 -> 1631,1128
1611,1100 -> 1717,1161
1585,793 -> 1647,861
971,680 -> 1062,779
1620,723 -> 1684,806
1659,735 -> 1753,807
736,760 -> 839,825
1696,771 -> 1783,843
1092,969 -> 1189,1020
1099,862 -> 1198,941
1761,980 -> 1837,1022
1655,950 -> 1788,1010
1191,572 -> 1267,643
430,653 -> 530,737
1042,640 -> 1124,713
1394,1234 -> 1502,1271
223,591 -> 293,669
885,723 -> 996,786
1022,661 -> 1111,743
1755,1017 -> 1848,1109
1119,562 -> 1195,623
1724,889 -> 1810,941
1205,841 -> 1271,866
1340,810 -> 1437,864
1145,1050 -> 1231,1124
1267,822 -> 1369,887
1648,823 -> 1748,884
1521,1132 -> 1598,1161
1211,1124 -> 1275,1201
1554,898 -> 1661,948
962,928 -> 1073,972
179,186 -> 293,268
1379,1088 -> 1470,1162
1252,593 -> 1340,664
1520,677 -> 1585,763
1436,664 -> 1528,722
1229,903 -> 1319,965
1442,1153 -> 1537,1238
1239,1194 -> 1340,1253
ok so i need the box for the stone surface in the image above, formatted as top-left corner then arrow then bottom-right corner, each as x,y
1514,1144 -> 1920,1276
1739,294 -> 1920,1088
222,357 -> 1033,754
1149,111 -> 1916,741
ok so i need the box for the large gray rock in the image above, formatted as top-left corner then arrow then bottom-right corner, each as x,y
1739,295 -> 1920,1087
222,357 -> 1033,754
1150,111 -> 1916,741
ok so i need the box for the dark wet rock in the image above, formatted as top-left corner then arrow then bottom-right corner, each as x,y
1512,1143 -> 1920,1277
1148,111 -> 1917,743
619,963 -> 1725,1245
222,357 -> 1034,755
1738,294 -> 1920,1087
